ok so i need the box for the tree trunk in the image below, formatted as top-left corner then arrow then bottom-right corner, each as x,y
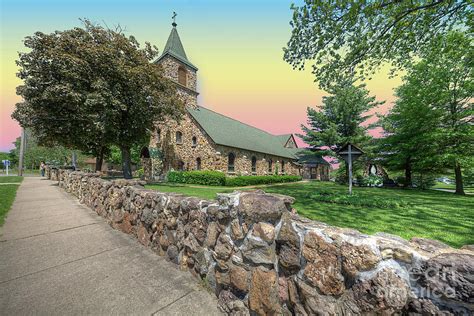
95,147 -> 105,172
404,159 -> 412,188
121,146 -> 133,179
454,161 -> 465,195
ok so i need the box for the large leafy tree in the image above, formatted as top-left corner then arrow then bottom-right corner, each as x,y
13,21 -> 182,178
378,82 -> 442,187
380,31 -> 473,194
284,0 -> 472,88
13,22 -> 112,171
300,78 -> 383,157
417,32 -> 473,194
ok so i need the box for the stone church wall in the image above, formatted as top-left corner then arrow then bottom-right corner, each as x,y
158,55 -> 198,108
151,112 -> 218,172
152,113 -> 301,176
52,170 -> 474,315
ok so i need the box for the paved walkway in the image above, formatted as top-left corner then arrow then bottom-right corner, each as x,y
0,177 -> 222,315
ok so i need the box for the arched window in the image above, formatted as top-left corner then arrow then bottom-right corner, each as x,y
156,128 -> 161,142
178,66 -> 187,86
176,131 -> 182,144
228,153 -> 235,172
177,160 -> 185,171
251,156 -> 257,174
268,159 -> 273,173
196,157 -> 201,170
281,161 -> 285,174
192,136 -> 197,147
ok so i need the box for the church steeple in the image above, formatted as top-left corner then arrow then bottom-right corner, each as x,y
155,13 -> 199,108
156,15 -> 197,71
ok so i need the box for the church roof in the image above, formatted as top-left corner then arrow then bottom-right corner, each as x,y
156,25 -> 198,70
288,148 -> 331,166
276,134 -> 293,146
187,106 -> 297,159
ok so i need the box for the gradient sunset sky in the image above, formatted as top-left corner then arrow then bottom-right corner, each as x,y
0,0 -> 401,152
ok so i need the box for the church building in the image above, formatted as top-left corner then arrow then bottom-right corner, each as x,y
146,21 -> 330,180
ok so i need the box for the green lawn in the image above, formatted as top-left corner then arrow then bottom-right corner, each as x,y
0,176 -> 24,183
432,182 -> 474,194
0,185 -> 21,226
146,181 -> 474,248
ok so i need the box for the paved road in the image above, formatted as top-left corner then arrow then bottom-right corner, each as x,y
0,177 -> 222,316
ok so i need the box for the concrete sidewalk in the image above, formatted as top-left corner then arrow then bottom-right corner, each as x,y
0,177 -> 222,316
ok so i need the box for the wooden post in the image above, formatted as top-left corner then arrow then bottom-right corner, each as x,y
348,144 -> 353,195
18,128 -> 25,176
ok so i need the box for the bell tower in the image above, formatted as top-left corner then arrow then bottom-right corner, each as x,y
155,14 -> 198,108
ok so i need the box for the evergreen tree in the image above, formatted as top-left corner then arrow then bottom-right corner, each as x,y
301,78 -> 383,157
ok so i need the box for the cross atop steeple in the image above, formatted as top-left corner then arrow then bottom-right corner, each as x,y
172,12 -> 177,27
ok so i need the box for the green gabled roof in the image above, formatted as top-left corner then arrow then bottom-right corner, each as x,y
288,148 -> 330,165
156,25 -> 197,70
187,106 -> 297,159
276,134 -> 293,146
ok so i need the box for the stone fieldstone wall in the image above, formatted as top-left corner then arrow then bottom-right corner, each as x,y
53,170 -> 473,315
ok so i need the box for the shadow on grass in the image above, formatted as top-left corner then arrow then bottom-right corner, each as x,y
147,181 -> 473,247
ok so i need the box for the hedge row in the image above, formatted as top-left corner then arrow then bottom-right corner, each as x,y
167,170 -> 302,187
167,170 -> 226,186
225,175 -> 302,187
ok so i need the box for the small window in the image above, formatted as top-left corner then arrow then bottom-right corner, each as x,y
177,160 -> 185,171
281,161 -> 285,174
228,153 -> 235,173
196,157 -> 201,170
178,66 -> 187,86
268,159 -> 273,173
192,136 -> 197,147
251,156 -> 257,173
176,131 -> 182,144
156,129 -> 161,142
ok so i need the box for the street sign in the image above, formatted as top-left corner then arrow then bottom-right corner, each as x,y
2,160 -> 11,175
337,144 -> 364,195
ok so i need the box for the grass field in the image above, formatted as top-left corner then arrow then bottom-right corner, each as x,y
432,182 -> 474,194
147,181 -> 474,248
0,176 -> 23,226
0,176 -> 24,183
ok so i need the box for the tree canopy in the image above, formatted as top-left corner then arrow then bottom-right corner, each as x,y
284,0 -> 472,88
13,20 -> 183,178
8,130 -> 81,170
300,78 -> 383,157
378,31 -> 473,193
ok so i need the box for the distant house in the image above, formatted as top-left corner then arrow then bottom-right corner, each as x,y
142,22 -> 330,180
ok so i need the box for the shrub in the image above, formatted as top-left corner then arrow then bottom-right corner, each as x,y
167,170 -> 226,186
136,168 -> 144,179
225,175 -> 302,187
361,175 -> 383,187
167,171 -> 302,187
412,173 -> 437,189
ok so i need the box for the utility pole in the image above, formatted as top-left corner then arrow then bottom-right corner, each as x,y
18,128 -> 26,176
